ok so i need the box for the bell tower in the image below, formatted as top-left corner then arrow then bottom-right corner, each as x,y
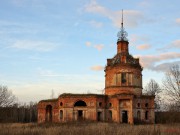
104,10 -> 143,96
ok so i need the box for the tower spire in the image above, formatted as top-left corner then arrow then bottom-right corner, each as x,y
121,9 -> 123,28
117,9 -> 128,42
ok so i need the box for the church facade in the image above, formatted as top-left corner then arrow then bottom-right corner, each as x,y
38,19 -> 155,124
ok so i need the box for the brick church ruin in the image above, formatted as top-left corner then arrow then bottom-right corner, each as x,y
38,12 -> 155,124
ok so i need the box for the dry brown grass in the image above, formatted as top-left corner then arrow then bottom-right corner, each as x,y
0,122 -> 179,135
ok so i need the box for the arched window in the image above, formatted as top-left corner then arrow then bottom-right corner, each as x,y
99,102 -> 102,107
121,73 -> 126,84
60,102 -> 63,106
137,103 -> 140,108
137,111 -> 141,120
145,103 -> 148,108
60,110 -> 63,120
145,111 -> 148,120
109,103 -> 112,107
74,100 -> 87,107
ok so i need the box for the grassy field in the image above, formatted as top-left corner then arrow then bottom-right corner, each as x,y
0,122 -> 179,135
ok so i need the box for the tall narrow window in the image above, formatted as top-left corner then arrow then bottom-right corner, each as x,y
116,74 -> 121,85
99,102 -> 102,107
60,110 -> 63,120
109,110 -> 112,121
137,111 -> 141,120
129,74 -> 132,85
109,103 -> 112,108
121,73 -> 126,84
145,111 -> 148,120
137,103 -> 140,108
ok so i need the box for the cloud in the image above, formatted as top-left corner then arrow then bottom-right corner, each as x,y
85,0 -> 108,15
136,44 -> 151,50
136,52 -> 180,72
85,41 -> 91,47
89,20 -> 103,28
158,39 -> 180,51
11,40 -> 56,52
29,55 -> 46,61
84,0 -> 144,28
138,1 -> 150,7
85,42 -> 104,51
11,0 -> 46,9
37,68 -> 60,77
11,79 -> 104,102
37,67 -> 105,79
0,20 -> 41,35
90,65 -> 104,71
11,0 -> 25,7
129,34 -> 149,44
171,40 -> 180,48
151,61 -> 180,72
94,44 -> 104,51
175,18 -> 180,25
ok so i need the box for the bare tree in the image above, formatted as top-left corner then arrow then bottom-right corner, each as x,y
144,79 -> 161,111
0,85 -> 17,107
162,64 -> 180,110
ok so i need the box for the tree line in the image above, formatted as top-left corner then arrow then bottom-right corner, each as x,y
0,103 -> 37,123
0,86 -> 37,123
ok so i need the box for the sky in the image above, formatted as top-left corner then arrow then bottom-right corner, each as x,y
0,0 -> 179,103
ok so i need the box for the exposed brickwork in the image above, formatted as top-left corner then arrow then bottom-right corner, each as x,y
38,39 -> 155,124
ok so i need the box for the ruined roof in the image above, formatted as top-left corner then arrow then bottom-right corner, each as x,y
106,53 -> 142,69
39,98 -> 58,103
59,93 -> 105,98
135,95 -> 155,99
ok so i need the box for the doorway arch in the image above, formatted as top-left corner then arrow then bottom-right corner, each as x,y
122,110 -> 128,123
46,105 -> 52,122
74,100 -> 87,120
